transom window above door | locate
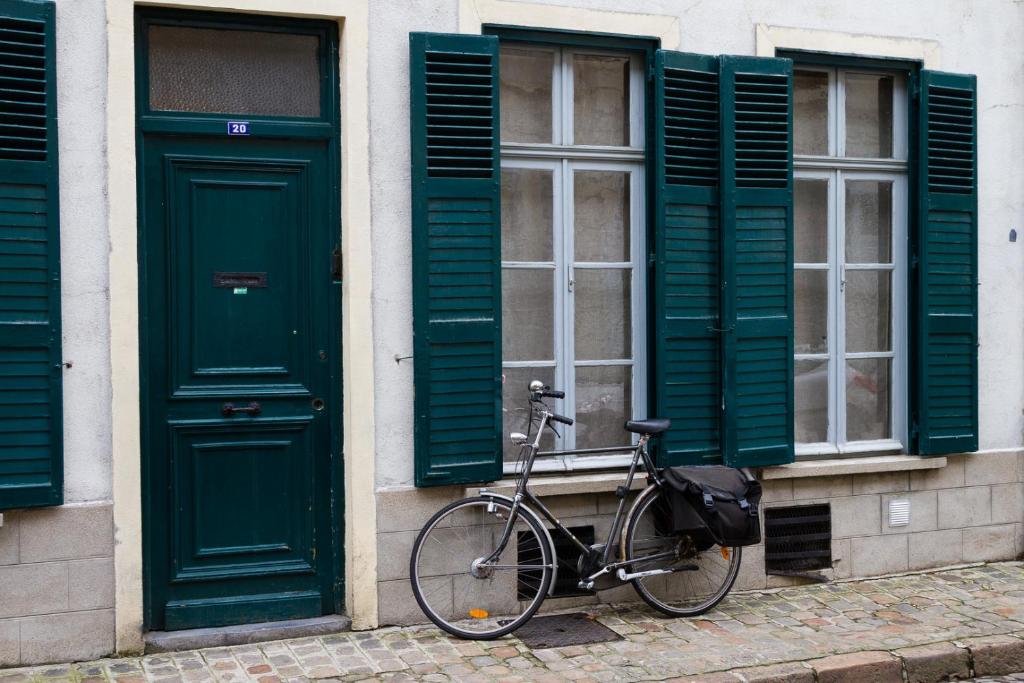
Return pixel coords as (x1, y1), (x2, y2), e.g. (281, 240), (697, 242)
(792, 66), (908, 457)
(498, 45), (646, 470)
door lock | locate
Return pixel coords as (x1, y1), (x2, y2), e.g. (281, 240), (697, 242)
(221, 401), (261, 417)
(311, 398), (325, 411)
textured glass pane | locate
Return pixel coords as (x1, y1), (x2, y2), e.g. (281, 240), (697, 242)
(149, 26), (320, 116)
(502, 366), (555, 459)
(795, 179), (828, 263)
(846, 358), (891, 441)
(502, 268), (553, 361)
(795, 270), (827, 354)
(794, 70), (829, 155)
(573, 54), (629, 146)
(575, 269), (630, 360)
(846, 271), (891, 352)
(575, 365), (631, 449)
(845, 73), (893, 158)
(500, 47), (554, 143)
(795, 359), (828, 443)
(574, 171), (629, 262)
(501, 168), (553, 262)
(845, 180), (892, 263)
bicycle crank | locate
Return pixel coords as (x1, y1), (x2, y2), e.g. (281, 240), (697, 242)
(616, 564), (699, 581)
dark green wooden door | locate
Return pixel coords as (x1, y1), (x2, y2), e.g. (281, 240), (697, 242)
(136, 10), (342, 631)
(141, 135), (340, 630)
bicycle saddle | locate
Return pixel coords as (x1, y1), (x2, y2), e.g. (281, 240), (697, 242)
(624, 418), (671, 435)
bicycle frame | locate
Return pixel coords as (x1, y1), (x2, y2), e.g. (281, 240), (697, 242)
(479, 405), (672, 592)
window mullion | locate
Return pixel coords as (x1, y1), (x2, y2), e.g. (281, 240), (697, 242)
(827, 169), (843, 448)
(561, 157), (575, 453)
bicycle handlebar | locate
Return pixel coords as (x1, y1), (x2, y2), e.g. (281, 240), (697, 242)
(539, 389), (564, 399)
(549, 413), (574, 426)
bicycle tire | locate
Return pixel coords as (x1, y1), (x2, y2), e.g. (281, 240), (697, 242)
(409, 496), (554, 639)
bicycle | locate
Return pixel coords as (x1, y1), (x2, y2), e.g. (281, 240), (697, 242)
(409, 380), (743, 639)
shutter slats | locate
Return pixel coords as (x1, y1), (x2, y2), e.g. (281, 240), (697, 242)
(0, 0), (61, 510)
(411, 33), (502, 487)
(653, 51), (723, 466)
(720, 56), (794, 468)
(915, 70), (977, 455)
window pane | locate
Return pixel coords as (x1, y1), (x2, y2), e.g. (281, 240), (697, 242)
(795, 179), (828, 263)
(845, 180), (892, 263)
(795, 359), (828, 442)
(844, 73), (893, 158)
(573, 54), (629, 146)
(795, 270), (828, 354)
(794, 70), (829, 155)
(575, 365), (631, 449)
(574, 269), (631, 360)
(846, 271), (891, 352)
(149, 26), (320, 117)
(846, 358), (891, 441)
(574, 171), (629, 262)
(502, 269), (553, 361)
(500, 47), (554, 143)
(502, 366), (555, 459)
(502, 168), (553, 262)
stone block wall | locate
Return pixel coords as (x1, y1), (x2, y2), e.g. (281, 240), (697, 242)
(0, 504), (115, 666)
(375, 452), (1024, 626)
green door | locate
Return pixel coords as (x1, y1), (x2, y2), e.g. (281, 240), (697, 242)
(137, 11), (342, 631)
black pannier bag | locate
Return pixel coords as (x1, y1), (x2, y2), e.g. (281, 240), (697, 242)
(661, 466), (762, 547)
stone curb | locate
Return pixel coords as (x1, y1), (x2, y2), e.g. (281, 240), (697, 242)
(723, 631), (1024, 682)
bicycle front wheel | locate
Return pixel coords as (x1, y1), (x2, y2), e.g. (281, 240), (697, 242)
(409, 496), (553, 639)
(623, 486), (741, 617)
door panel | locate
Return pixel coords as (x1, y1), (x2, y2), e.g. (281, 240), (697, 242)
(167, 157), (312, 395)
(142, 135), (339, 630)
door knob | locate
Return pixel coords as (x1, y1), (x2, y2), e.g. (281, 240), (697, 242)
(221, 401), (261, 417)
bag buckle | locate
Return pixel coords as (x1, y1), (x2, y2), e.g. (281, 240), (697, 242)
(702, 493), (714, 509)
(739, 498), (757, 517)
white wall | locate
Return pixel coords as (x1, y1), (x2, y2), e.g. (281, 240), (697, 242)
(369, 0), (1024, 486)
(54, 0), (112, 503)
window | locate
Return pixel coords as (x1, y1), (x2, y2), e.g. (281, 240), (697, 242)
(498, 45), (646, 470)
(793, 67), (908, 457)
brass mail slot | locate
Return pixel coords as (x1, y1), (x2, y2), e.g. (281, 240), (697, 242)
(213, 272), (268, 288)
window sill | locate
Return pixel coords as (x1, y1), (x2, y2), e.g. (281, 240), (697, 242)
(467, 471), (648, 498)
(758, 454), (947, 480)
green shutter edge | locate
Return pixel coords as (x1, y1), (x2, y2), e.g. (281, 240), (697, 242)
(410, 33), (503, 487)
(719, 55), (795, 468)
(912, 70), (978, 455)
(0, 0), (63, 510)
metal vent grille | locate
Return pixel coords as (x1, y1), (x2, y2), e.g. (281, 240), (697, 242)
(764, 504), (831, 573)
(663, 67), (718, 186)
(733, 73), (788, 189)
(424, 50), (494, 179)
(0, 14), (47, 162)
(927, 85), (975, 194)
(518, 525), (594, 599)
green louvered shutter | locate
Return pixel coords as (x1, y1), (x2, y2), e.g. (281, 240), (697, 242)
(410, 33), (502, 487)
(913, 71), (978, 455)
(719, 56), (794, 467)
(652, 50), (723, 466)
(0, 0), (62, 509)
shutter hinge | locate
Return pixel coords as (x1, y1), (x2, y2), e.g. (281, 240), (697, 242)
(910, 253), (919, 270)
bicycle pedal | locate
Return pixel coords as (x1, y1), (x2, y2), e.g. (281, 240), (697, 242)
(577, 580), (595, 591)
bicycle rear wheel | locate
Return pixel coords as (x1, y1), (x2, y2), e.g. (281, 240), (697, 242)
(623, 486), (741, 617)
(409, 496), (553, 639)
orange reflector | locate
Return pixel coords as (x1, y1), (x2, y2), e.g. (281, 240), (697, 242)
(720, 547), (730, 560)
(469, 608), (489, 619)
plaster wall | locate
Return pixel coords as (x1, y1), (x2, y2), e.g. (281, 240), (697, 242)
(54, 0), (112, 504)
(369, 0), (1024, 488)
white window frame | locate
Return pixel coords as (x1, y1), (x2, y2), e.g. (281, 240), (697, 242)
(501, 46), (646, 473)
(794, 65), (909, 458)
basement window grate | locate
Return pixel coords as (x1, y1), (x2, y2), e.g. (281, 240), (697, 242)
(518, 525), (595, 600)
(764, 504), (832, 574)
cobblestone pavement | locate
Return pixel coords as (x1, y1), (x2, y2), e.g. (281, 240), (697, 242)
(3, 562), (1024, 682)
